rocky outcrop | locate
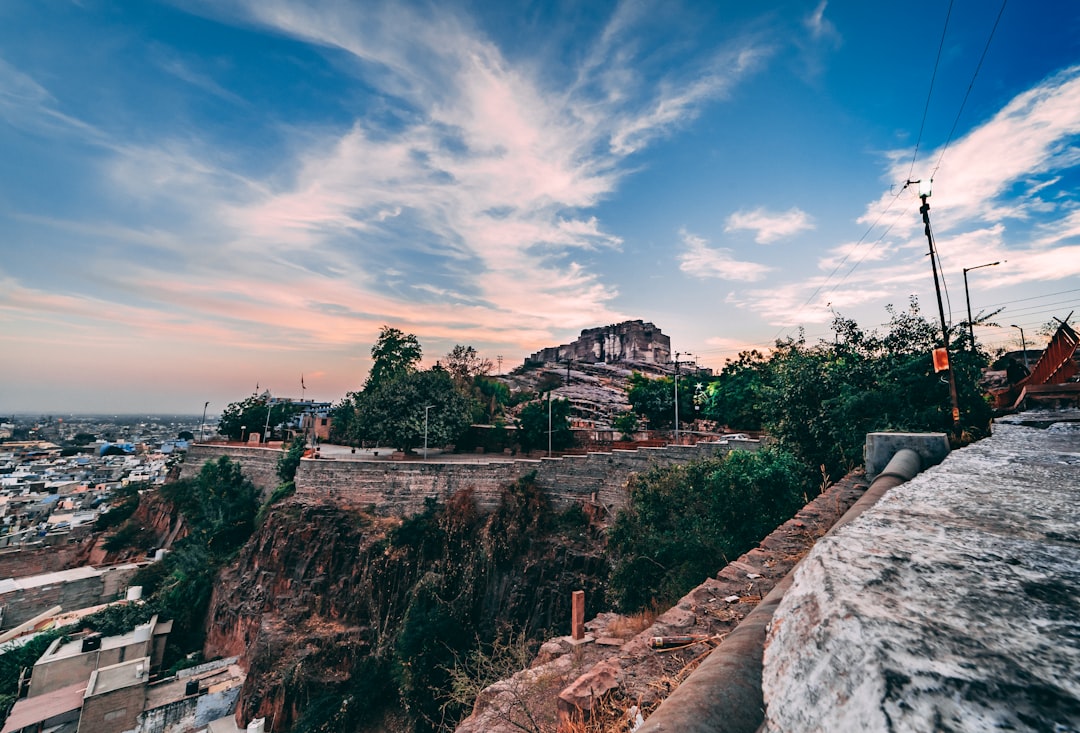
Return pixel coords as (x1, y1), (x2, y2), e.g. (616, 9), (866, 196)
(527, 320), (671, 366)
(204, 482), (610, 732)
(454, 473), (869, 732)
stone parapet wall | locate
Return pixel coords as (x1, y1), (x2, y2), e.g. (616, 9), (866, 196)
(294, 439), (758, 518)
(181, 446), (283, 498)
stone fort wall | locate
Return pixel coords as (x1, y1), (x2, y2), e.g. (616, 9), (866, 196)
(179, 445), (283, 499)
(183, 440), (760, 519)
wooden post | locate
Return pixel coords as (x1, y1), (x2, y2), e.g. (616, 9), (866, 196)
(572, 590), (585, 641)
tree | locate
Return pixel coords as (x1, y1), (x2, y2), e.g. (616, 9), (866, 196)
(353, 368), (473, 452)
(626, 372), (696, 430)
(178, 430), (195, 441)
(607, 449), (814, 611)
(217, 394), (302, 442)
(444, 345), (492, 388)
(612, 411), (639, 440)
(701, 350), (766, 430)
(517, 396), (573, 453)
(366, 326), (422, 389)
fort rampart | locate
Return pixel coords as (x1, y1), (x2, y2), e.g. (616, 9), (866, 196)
(183, 440), (760, 518)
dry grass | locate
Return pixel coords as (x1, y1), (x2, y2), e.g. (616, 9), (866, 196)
(604, 609), (658, 640)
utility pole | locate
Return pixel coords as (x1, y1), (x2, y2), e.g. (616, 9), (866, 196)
(263, 393), (273, 444)
(962, 261), (1001, 351)
(1011, 325), (1029, 370)
(917, 180), (961, 434)
(673, 353), (681, 445)
(547, 391), (552, 457)
(424, 405), (434, 460)
(200, 401), (209, 443)
(497, 355), (503, 375)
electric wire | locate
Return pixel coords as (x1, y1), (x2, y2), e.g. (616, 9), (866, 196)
(768, 188), (910, 346)
(907, 0), (954, 182)
(931, 0), (1009, 179)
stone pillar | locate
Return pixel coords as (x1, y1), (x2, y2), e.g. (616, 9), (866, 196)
(572, 590), (585, 641)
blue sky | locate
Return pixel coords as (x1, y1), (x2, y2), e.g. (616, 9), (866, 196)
(2, 0), (1079, 414)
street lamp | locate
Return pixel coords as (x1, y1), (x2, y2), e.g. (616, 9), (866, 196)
(917, 179), (962, 433)
(240, 425), (247, 444)
(263, 397), (273, 444)
(962, 261), (1001, 351)
(548, 391), (553, 457)
(200, 401), (209, 443)
(1011, 325), (1029, 370)
(423, 405), (434, 460)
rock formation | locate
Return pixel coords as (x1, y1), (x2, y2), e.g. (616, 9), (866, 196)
(526, 320), (671, 366)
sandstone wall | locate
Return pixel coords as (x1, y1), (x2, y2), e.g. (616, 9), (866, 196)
(293, 439), (758, 518)
(180, 446), (282, 498)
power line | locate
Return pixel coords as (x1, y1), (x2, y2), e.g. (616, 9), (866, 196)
(931, 0), (1009, 179)
(907, 0), (955, 182)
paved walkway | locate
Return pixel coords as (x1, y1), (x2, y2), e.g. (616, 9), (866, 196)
(762, 410), (1080, 732)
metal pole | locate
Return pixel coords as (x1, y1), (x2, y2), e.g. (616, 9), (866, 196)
(263, 397), (273, 444)
(919, 193), (961, 433)
(1011, 325), (1029, 370)
(200, 401), (208, 442)
(548, 392), (552, 457)
(424, 405), (433, 459)
(962, 261), (1001, 351)
(673, 353), (680, 445)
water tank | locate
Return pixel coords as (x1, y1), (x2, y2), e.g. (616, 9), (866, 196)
(81, 634), (101, 652)
(247, 718), (266, 733)
(126, 586), (143, 601)
(134, 623), (152, 643)
(153, 549), (168, 562)
(185, 679), (199, 696)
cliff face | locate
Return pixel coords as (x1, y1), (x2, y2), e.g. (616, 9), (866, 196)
(204, 479), (608, 732)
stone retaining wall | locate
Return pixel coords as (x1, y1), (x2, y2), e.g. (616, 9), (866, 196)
(179, 446), (282, 498)
(184, 440), (760, 519)
(293, 440), (759, 517)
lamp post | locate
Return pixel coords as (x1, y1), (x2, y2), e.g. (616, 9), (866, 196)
(240, 425), (247, 444)
(200, 401), (209, 443)
(962, 261), (1001, 351)
(1011, 325), (1029, 370)
(548, 391), (553, 457)
(263, 397), (273, 444)
(423, 405), (434, 460)
(673, 353), (681, 445)
(917, 179), (962, 433)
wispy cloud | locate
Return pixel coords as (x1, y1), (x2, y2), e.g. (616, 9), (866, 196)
(725, 206), (814, 244)
(678, 229), (771, 281)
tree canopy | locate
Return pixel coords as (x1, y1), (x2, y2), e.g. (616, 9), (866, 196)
(217, 394), (302, 442)
(700, 299), (993, 478)
(626, 372), (697, 429)
(351, 368), (474, 452)
(366, 326), (422, 390)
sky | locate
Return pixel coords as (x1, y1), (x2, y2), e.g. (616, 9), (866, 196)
(2, 0), (1079, 415)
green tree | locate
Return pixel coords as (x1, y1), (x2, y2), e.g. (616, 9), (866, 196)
(517, 396), (573, 453)
(701, 350), (766, 430)
(626, 372), (696, 429)
(366, 326), (422, 390)
(607, 449), (814, 611)
(353, 368), (473, 452)
(218, 394), (302, 442)
(444, 345), (492, 388)
(613, 410), (639, 440)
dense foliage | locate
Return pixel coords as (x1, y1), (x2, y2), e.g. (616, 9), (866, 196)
(700, 300), (993, 478)
(606, 448), (815, 611)
(366, 326), (423, 390)
(217, 394), (302, 442)
(287, 476), (602, 733)
(516, 396), (573, 453)
(626, 372), (699, 429)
